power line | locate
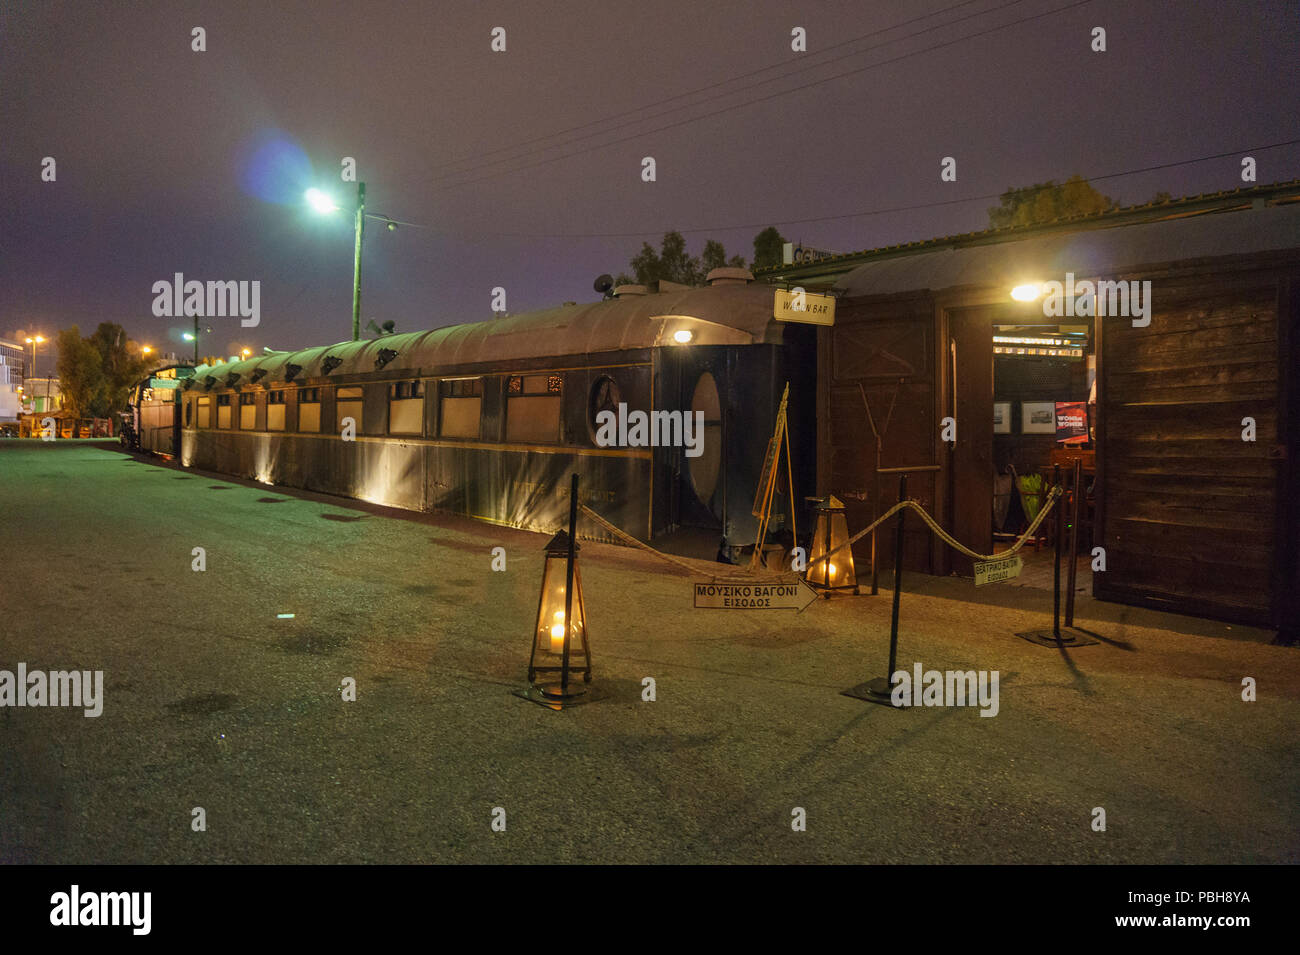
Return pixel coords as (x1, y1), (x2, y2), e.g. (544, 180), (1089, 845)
(418, 0), (1097, 195)
(413, 0), (1017, 183)
(439, 137), (1300, 239)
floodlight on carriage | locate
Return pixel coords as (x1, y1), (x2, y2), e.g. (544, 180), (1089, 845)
(806, 495), (859, 595)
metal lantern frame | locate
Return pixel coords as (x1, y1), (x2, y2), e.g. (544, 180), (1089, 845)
(805, 494), (860, 596)
(526, 534), (593, 687)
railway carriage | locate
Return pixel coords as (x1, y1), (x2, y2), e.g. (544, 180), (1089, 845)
(174, 273), (816, 548)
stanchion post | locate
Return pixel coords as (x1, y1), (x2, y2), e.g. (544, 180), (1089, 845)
(1065, 459), (1081, 627)
(1051, 463), (1062, 640)
(560, 472), (579, 693)
(841, 472), (909, 706)
(871, 438), (882, 596)
(886, 472), (907, 679)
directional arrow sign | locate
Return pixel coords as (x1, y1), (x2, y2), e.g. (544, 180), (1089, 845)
(693, 579), (819, 612)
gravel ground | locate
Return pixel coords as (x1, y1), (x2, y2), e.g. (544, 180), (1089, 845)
(1, 440), (1296, 864)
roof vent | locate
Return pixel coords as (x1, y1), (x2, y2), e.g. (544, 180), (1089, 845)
(375, 348), (398, 369)
(706, 267), (753, 286)
(321, 356), (344, 374)
(225, 372), (241, 388)
(613, 284), (648, 297)
(285, 363), (302, 382)
(249, 369), (268, 384)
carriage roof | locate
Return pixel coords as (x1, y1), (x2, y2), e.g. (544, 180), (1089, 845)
(190, 282), (783, 387)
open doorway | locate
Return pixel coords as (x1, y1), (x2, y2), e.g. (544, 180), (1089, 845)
(989, 317), (1095, 592)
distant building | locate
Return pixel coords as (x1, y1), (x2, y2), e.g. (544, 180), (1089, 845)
(0, 339), (24, 425)
(21, 377), (62, 414)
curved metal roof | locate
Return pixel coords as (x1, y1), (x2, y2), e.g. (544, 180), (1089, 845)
(834, 201), (1300, 299)
(191, 283), (781, 386)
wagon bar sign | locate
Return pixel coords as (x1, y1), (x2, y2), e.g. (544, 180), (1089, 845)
(774, 288), (835, 326)
(694, 580), (819, 611)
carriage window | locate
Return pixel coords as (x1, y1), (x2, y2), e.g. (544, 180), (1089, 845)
(336, 386), (364, 435)
(389, 380), (424, 435)
(506, 373), (562, 445)
(239, 392), (257, 430)
(216, 393), (232, 429)
(298, 386), (321, 433)
(196, 395), (211, 429)
(267, 390), (286, 432)
(438, 378), (481, 439)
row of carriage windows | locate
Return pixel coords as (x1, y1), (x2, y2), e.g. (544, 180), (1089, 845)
(187, 375), (566, 444)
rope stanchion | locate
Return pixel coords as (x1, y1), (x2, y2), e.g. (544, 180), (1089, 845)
(807, 484), (1063, 577)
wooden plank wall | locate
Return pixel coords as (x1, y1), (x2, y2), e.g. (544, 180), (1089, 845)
(824, 295), (938, 575)
(1097, 275), (1281, 625)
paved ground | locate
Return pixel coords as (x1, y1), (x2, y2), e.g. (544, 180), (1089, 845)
(1, 440), (1296, 864)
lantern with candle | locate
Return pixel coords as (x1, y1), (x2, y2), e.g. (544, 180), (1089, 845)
(805, 495), (859, 596)
(527, 529), (592, 690)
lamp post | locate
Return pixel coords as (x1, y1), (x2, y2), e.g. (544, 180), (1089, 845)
(25, 336), (45, 412)
(306, 182), (404, 342)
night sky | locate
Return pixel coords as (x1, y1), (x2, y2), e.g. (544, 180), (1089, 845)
(3, 0), (1297, 358)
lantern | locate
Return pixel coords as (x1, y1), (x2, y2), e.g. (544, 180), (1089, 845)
(527, 529), (592, 693)
(805, 495), (859, 595)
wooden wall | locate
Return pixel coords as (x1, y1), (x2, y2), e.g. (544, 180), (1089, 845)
(1096, 269), (1285, 626)
(819, 294), (938, 576)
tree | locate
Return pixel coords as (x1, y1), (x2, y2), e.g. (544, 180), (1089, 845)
(988, 175), (1116, 229)
(752, 226), (787, 270)
(88, 322), (150, 417)
(615, 231), (750, 288)
(55, 326), (104, 419)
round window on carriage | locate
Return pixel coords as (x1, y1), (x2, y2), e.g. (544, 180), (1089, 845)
(689, 372), (723, 505)
(588, 375), (622, 442)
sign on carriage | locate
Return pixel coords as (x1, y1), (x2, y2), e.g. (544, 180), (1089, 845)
(774, 289), (835, 325)
(693, 580), (818, 612)
(973, 554), (1023, 586)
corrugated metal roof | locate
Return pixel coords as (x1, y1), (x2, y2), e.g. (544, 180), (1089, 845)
(758, 179), (1300, 285)
(834, 200), (1300, 298)
(191, 283), (781, 386)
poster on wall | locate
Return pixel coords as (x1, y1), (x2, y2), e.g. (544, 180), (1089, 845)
(1021, 401), (1056, 434)
(1055, 400), (1088, 444)
(993, 402), (1011, 434)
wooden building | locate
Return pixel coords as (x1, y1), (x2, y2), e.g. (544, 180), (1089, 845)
(762, 184), (1300, 638)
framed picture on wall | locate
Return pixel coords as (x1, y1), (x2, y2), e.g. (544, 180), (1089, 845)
(1021, 401), (1056, 434)
(993, 401), (1011, 434)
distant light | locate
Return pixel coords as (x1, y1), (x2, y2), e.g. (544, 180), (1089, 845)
(142, 346), (153, 355)
(673, 329), (694, 344)
(277, 613), (295, 619)
(183, 333), (195, 341)
(1010, 284), (1042, 302)
(305, 188), (339, 214)
(241, 348), (251, 357)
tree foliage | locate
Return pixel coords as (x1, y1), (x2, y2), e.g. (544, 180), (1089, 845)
(751, 226), (788, 270)
(615, 230), (751, 288)
(55, 323), (152, 417)
(988, 175), (1116, 229)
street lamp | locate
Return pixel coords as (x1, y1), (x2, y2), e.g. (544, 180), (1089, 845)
(305, 181), (403, 342)
(24, 335), (45, 377)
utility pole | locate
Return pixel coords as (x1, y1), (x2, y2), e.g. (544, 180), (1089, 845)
(352, 181), (366, 342)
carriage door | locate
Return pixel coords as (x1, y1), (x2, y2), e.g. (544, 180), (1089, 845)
(947, 306), (995, 576)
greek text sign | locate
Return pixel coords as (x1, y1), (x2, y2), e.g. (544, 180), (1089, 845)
(973, 555), (1022, 586)
(693, 580), (818, 612)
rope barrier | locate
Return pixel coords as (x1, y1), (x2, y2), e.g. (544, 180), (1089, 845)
(580, 484), (1062, 581)
(806, 485), (1063, 572)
